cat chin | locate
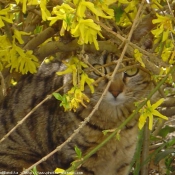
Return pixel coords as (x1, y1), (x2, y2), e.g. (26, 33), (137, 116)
(104, 92), (126, 106)
(105, 99), (124, 106)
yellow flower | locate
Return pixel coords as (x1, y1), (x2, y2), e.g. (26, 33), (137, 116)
(40, 0), (51, 21)
(138, 99), (168, 130)
(152, 14), (173, 31)
(6, 44), (39, 74)
(14, 29), (31, 44)
(96, 0), (116, 17)
(151, 0), (163, 9)
(151, 13), (174, 42)
(134, 49), (145, 67)
(151, 25), (169, 42)
(57, 62), (77, 85)
(68, 87), (90, 111)
(77, 1), (114, 19)
(0, 7), (13, 27)
(55, 57), (94, 111)
(71, 19), (103, 50)
(80, 73), (95, 93)
(48, 4), (75, 35)
(55, 168), (74, 175)
(57, 56), (88, 86)
(55, 168), (64, 174)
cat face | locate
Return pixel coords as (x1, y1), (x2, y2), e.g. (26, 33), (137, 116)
(83, 52), (152, 107)
(104, 70), (151, 106)
(62, 52), (152, 109)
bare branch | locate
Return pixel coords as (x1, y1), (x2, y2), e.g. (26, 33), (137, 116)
(159, 107), (175, 117)
(161, 97), (175, 107)
(23, 27), (57, 50)
(0, 83), (68, 144)
(141, 122), (150, 175)
(0, 72), (6, 97)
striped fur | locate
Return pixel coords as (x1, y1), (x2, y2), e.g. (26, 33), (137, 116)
(0, 53), (152, 175)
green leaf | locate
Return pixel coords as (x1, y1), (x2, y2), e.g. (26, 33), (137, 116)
(53, 93), (70, 111)
(53, 93), (63, 101)
(113, 6), (124, 23)
(158, 125), (175, 138)
(75, 146), (82, 159)
(34, 25), (43, 34)
(154, 149), (175, 164)
(102, 130), (108, 135)
(62, 95), (68, 104)
(31, 166), (38, 175)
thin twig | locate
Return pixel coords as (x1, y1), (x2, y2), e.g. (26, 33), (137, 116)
(0, 72), (7, 97)
(93, 14), (167, 69)
(152, 119), (166, 137)
(0, 84), (68, 144)
(132, 129), (144, 175)
(93, 64), (140, 84)
(141, 121), (150, 175)
(0, 95), (51, 143)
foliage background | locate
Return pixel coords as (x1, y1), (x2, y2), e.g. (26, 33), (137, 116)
(0, 0), (175, 174)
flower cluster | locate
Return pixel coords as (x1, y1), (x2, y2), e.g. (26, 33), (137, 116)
(48, 0), (115, 50)
(53, 56), (95, 112)
(138, 99), (168, 130)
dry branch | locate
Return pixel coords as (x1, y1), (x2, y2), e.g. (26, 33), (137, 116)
(23, 27), (57, 50)
(161, 97), (175, 107)
(160, 107), (175, 117)
(0, 83), (70, 144)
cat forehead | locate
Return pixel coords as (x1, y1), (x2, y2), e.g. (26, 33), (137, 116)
(87, 53), (105, 65)
(87, 52), (117, 65)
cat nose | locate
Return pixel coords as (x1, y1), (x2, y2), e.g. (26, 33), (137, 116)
(109, 90), (122, 98)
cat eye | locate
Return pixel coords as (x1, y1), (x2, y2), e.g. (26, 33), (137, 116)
(124, 67), (139, 77)
(93, 64), (106, 76)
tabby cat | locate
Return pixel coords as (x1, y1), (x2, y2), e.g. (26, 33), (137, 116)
(0, 52), (152, 175)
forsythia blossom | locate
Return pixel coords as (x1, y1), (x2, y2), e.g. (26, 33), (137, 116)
(55, 168), (74, 175)
(151, 13), (174, 42)
(138, 99), (168, 130)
